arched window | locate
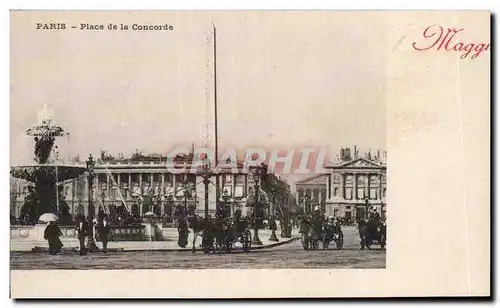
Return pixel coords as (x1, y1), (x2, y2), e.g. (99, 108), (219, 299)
(131, 204), (140, 217)
(154, 203), (162, 216)
(77, 204), (84, 215)
(88, 204), (96, 217)
(334, 188), (338, 196)
(164, 203), (173, 217)
(142, 203), (150, 215)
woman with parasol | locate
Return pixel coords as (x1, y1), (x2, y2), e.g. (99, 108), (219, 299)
(41, 213), (63, 255)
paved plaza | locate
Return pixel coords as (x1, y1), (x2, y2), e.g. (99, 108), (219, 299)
(10, 227), (386, 269)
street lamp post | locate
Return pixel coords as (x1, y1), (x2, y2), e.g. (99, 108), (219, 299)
(182, 174), (188, 216)
(252, 168), (263, 246)
(268, 189), (279, 242)
(85, 154), (98, 252)
(199, 158), (212, 218)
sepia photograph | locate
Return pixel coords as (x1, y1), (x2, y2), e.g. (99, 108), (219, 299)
(9, 10), (489, 298)
(10, 11), (387, 271)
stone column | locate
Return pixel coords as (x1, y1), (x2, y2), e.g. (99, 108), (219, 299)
(71, 179), (76, 215)
(379, 173), (383, 200)
(354, 173), (358, 200)
(232, 174), (237, 197)
(328, 174), (332, 199)
(128, 173), (132, 201)
(341, 173), (345, 200)
(244, 174), (248, 196)
(172, 174), (177, 200)
(318, 189), (322, 204)
(366, 174), (370, 199)
(161, 173), (165, 194)
(139, 173), (143, 194)
(106, 173), (110, 199)
(139, 173), (143, 215)
(117, 173), (121, 190)
(94, 174), (99, 202)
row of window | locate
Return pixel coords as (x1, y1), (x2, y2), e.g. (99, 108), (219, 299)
(332, 187), (386, 199)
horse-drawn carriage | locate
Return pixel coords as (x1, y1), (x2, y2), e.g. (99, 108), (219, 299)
(213, 218), (252, 253)
(300, 217), (344, 251)
(358, 219), (386, 250)
(188, 215), (253, 254)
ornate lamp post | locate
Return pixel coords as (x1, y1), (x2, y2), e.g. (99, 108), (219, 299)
(268, 188), (279, 242)
(182, 174), (189, 217)
(199, 157), (212, 218)
(85, 154), (98, 251)
(252, 168), (263, 246)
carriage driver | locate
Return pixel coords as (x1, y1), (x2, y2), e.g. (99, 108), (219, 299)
(369, 206), (381, 222)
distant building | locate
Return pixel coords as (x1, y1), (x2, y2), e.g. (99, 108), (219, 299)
(295, 174), (328, 213)
(324, 147), (387, 220)
(294, 146), (387, 220)
(10, 151), (289, 220)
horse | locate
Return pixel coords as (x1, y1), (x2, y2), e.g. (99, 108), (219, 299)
(322, 220), (344, 250)
(299, 218), (321, 251)
(187, 215), (215, 254)
(358, 219), (386, 250)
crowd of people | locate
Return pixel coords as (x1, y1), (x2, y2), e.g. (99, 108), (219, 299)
(37, 203), (385, 255)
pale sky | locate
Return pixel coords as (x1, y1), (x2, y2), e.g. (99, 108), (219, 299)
(10, 11), (387, 168)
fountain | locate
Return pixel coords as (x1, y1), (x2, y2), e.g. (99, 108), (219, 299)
(10, 105), (87, 224)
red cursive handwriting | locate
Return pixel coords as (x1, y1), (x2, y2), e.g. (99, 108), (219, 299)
(412, 25), (490, 59)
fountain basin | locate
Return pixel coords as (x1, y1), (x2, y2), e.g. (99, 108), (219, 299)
(10, 223), (168, 243)
(10, 165), (87, 183)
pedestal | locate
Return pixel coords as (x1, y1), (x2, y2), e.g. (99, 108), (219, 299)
(268, 230), (279, 242)
(34, 224), (47, 242)
(143, 222), (154, 241)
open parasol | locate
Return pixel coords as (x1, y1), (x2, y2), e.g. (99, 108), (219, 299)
(38, 213), (59, 223)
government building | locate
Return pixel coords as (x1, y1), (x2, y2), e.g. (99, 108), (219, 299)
(10, 151), (289, 221)
(296, 146), (387, 220)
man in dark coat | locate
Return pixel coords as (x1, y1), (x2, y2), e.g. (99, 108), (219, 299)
(177, 215), (189, 248)
(75, 215), (89, 255)
(98, 215), (111, 253)
(97, 206), (106, 224)
(44, 221), (63, 255)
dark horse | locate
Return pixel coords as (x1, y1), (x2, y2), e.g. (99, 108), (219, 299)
(358, 219), (386, 250)
(187, 215), (216, 254)
(299, 217), (321, 251)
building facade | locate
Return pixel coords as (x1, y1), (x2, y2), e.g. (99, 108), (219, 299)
(10, 154), (289, 220)
(295, 174), (328, 213)
(324, 154), (387, 220)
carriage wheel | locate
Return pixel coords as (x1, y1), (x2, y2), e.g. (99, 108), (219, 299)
(242, 230), (252, 253)
(202, 236), (211, 254)
(336, 232), (344, 250)
(301, 234), (309, 251)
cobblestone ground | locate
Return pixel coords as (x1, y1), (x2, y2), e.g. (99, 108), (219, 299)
(10, 227), (386, 269)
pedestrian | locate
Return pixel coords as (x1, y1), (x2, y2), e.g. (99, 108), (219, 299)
(75, 214), (89, 255)
(98, 215), (111, 253)
(44, 221), (63, 255)
(177, 215), (189, 248)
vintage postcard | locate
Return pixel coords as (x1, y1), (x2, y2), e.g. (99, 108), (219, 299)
(9, 10), (490, 298)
